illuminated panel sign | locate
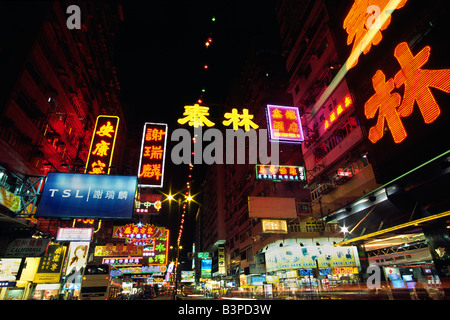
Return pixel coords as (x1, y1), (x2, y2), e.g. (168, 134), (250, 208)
(135, 193), (162, 214)
(85, 115), (119, 175)
(137, 123), (168, 188)
(256, 164), (306, 182)
(266, 105), (304, 144)
(56, 228), (93, 241)
(323, 94), (353, 131)
(36, 173), (137, 219)
(261, 219), (288, 234)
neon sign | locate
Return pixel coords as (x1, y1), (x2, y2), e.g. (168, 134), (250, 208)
(324, 94), (353, 131)
(178, 104), (215, 128)
(85, 115), (119, 174)
(256, 164), (306, 182)
(365, 42), (450, 144)
(137, 123), (168, 188)
(266, 105), (304, 144)
(135, 193), (162, 214)
(222, 108), (259, 131)
(343, 0), (408, 70)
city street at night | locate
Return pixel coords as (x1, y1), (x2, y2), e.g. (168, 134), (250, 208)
(0, 0), (450, 315)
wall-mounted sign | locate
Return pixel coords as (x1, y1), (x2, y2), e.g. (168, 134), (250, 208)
(5, 238), (49, 258)
(137, 123), (168, 188)
(36, 173), (137, 219)
(56, 228), (93, 242)
(256, 164), (306, 182)
(266, 105), (304, 144)
(85, 115), (119, 175)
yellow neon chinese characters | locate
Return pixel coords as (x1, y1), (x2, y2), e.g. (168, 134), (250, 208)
(222, 108), (259, 131)
(96, 121), (115, 138)
(178, 104), (215, 128)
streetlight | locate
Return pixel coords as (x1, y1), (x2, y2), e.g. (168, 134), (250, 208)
(163, 191), (194, 297)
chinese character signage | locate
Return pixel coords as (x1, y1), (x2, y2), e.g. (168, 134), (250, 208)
(337, 0), (450, 184)
(323, 94), (353, 131)
(343, 0), (408, 70)
(85, 115), (119, 175)
(137, 123), (168, 188)
(36, 173), (137, 219)
(135, 193), (162, 214)
(5, 238), (49, 258)
(34, 245), (67, 283)
(365, 42), (450, 144)
(112, 223), (166, 246)
(261, 219), (288, 234)
(94, 243), (143, 257)
(256, 164), (306, 182)
(266, 105), (304, 143)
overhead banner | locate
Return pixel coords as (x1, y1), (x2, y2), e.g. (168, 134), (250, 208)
(36, 173), (137, 219)
(85, 115), (119, 175)
(137, 123), (168, 188)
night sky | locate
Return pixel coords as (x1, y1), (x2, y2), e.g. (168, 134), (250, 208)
(113, 0), (280, 253)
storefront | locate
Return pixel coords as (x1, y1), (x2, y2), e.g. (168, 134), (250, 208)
(259, 244), (361, 296)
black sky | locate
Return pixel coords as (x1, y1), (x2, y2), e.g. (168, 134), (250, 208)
(113, 0), (280, 252)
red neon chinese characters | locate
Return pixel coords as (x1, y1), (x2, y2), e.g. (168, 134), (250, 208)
(394, 42), (450, 123)
(343, 0), (408, 69)
(138, 123), (167, 187)
(365, 42), (450, 144)
(365, 70), (405, 143)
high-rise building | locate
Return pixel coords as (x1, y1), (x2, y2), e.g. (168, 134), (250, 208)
(275, 0), (380, 220)
(0, 0), (126, 238)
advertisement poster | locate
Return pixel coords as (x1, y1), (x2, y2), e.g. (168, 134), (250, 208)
(265, 245), (357, 272)
(65, 242), (90, 285)
(34, 245), (67, 283)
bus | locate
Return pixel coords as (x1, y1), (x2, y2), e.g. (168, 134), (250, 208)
(79, 264), (122, 300)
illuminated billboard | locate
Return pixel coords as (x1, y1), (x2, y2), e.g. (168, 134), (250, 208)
(85, 115), (119, 175)
(137, 123), (168, 188)
(36, 173), (137, 219)
(266, 105), (304, 144)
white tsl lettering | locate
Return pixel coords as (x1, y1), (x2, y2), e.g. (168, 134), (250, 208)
(49, 189), (84, 198)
